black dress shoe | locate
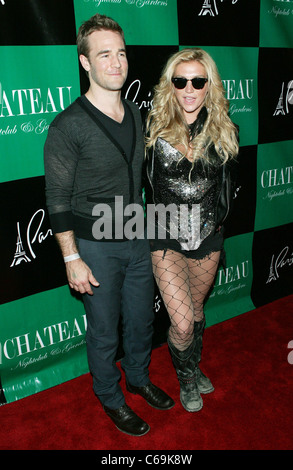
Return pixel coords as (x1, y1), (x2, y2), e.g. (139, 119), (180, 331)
(126, 382), (175, 410)
(103, 403), (150, 436)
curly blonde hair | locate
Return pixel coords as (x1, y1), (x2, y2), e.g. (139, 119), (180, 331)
(145, 48), (239, 164)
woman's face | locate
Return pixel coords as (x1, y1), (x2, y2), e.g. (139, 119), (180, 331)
(172, 60), (209, 124)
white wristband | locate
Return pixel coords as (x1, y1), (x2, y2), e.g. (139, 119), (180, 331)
(64, 253), (80, 263)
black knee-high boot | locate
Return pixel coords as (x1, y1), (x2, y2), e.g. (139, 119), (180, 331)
(193, 319), (214, 394)
(167, 338), (203, 412)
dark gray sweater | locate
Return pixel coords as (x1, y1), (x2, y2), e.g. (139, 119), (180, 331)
(44, 97), (145, 241)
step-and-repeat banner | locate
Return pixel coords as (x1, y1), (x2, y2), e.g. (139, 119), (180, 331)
(0, 0), (292, 404)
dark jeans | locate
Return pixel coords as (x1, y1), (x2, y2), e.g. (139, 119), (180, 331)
(77, 236), (155, 409)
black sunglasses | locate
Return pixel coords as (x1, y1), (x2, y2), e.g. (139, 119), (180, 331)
(172, 77), (208, 90)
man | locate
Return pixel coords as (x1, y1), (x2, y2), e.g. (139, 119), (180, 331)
(44, 13), (174, 436)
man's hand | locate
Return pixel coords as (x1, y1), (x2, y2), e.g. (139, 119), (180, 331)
(66, 258), (99, 295)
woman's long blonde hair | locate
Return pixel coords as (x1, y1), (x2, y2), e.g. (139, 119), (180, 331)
(145, 48), (239, 164)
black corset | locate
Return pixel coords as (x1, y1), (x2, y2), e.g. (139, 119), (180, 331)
(151, 138), (223, 250)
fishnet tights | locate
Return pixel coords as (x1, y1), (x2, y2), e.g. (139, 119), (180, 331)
(151, 249), (221, 351)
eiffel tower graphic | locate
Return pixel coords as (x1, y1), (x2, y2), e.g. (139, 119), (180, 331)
(266, 255), (277, 284)
(10, 222), (31, 267)
(199, 0), (219, 16)
(273, 82), (286, 116)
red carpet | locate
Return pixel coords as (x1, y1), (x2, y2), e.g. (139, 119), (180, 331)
(1, 295), (293, 451)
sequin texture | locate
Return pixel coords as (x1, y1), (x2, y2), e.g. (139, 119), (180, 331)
(151, 138), (223, 250)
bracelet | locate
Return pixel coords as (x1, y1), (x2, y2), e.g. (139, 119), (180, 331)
(64, 253), (80, 263)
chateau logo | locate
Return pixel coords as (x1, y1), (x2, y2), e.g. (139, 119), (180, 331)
(0, 314), (87, 366)
(210, 259), (250, 297)
(261, 165), (293, 201)
(0, 85), (72, 118)
(273, 80), (293, 116)
(198, 0), (238, 17)
(261, 166), (293, 188)
(0, 85), (72, 137)
(222, 78), (254, 116)
(269, 0), (293, 17)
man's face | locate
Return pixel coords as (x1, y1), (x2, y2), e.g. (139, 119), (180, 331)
(80, 29), (128, 92)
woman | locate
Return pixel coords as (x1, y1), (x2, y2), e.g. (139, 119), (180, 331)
(145, 48), (239, 412)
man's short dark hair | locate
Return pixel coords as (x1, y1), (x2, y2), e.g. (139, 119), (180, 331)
(77, 13), (125, 58)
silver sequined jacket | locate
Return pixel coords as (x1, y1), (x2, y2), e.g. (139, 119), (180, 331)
(146, 107), (233, 251)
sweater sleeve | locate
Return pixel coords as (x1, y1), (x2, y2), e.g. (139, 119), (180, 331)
(44, 124), (79, 233)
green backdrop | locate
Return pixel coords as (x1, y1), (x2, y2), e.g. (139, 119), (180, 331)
(0, 0), (292, 404)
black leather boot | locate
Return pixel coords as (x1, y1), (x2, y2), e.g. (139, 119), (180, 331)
(168, 339), (203, 412)
(193, 319), (214, 394)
